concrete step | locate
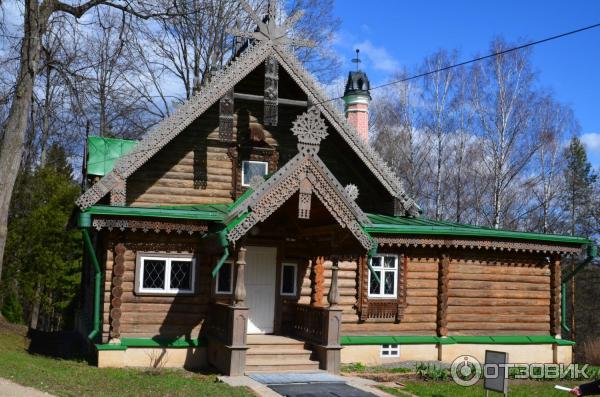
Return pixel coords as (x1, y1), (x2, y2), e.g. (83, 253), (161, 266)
(247, 347), (309, 355)
(246, 335), (306, 346)
(245, 363), (321, 373)
(246, 353), (314, 365)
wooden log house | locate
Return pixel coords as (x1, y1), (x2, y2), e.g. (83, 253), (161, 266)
(75, 2), (592, 375)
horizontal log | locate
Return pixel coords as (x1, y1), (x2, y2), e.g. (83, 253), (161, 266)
(407, 297), (437, 306)
(447, 314), (549, 323)
(406, 272), (438, 280)
(120, 295), (209, 304)
(407, 279), (438, 289)
(130, 195), (232, 205)
(448, 280), (550, 291)
(405, 305), (437, 315)
(407, 263), (439, 272)
(448, 289), (549, 299)
(120, 313), (204, 325)
(401, 314), (437, 323)
(120, 324), (203, 335)
(450, 264), (549, 276)
(406, 289), (438, 297)
(447, 305), (549, 315)
(120, 303), (207, 313)
(447, 322), (549, 331)
(448, 272), (550, 284)
(129, 186), (231, 198)
(448, 297), (549, 306)
(342, 322), (437, 332)
(135, 171), (231, 183)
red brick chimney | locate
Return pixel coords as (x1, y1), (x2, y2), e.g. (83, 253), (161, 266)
(343, 50), (371, 143)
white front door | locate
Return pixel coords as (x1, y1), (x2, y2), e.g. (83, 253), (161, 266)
(245, 246), (277, 334)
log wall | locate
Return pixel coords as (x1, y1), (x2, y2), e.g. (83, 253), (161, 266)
(101, 232), (212, 342)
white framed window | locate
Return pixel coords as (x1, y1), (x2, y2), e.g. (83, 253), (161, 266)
(381, 344), (399, 357)
(215, 261), (233, 294)
(242, 160), (268, 186)
(280, 262), (297, 296)
(368, 255), (398, 298)
(137, 255), (195, 294)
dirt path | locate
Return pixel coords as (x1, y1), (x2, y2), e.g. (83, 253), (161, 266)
(0, 378), (55, 397)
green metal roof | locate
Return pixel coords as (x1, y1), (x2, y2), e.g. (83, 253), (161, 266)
(340, 335), (575, 345)
(365, 213), (590, 245)
(87, 136), (137, 176)
(83, 204), (227, 222)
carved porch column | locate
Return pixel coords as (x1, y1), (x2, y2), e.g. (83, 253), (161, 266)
(207, 246), (249, 376)
(311, 256), (325, 307)
(315, 258), (343, 374)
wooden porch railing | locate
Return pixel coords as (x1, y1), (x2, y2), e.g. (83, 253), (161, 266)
(207, 302), (232, 344)
(282, 302), (325, 344)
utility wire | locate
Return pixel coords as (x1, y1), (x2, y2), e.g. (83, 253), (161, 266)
(318, 21), (600, 104)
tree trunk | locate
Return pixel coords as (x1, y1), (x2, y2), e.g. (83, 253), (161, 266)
(0, 1), (44, 281)
(29, 281), (41, 330)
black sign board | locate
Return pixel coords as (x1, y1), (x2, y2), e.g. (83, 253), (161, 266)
(484, 350), (508, 396)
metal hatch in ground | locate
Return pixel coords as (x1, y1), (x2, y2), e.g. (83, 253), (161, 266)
(247, 373), (378, 397)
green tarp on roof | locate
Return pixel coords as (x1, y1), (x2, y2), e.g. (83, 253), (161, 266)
(87, 136), (137, 176)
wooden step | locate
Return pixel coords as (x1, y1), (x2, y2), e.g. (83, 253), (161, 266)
(246, 353), (314, 365)
(246, 335), (306, 346)
(247, 347), (310, 355)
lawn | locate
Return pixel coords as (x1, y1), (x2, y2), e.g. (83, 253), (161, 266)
(381, 379), (583, 397)
(0, 320), (254, 397)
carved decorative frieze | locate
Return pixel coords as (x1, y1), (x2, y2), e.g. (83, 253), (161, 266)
(92, 218), (208, 235)
(264, 56), (279, 126)
(219, 88), (235, 141)
(298, 177), (312, 219)
(375, 236), (583, 255)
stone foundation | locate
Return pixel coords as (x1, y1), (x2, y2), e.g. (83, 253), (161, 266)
(97, 347), (207, 369)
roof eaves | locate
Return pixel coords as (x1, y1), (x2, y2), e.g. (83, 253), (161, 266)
(84, 205), (226, 222)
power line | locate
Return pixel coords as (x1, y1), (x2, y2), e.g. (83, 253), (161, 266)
(318, 21), (600, 104)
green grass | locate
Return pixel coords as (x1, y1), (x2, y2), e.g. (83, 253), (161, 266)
(381, 380), (582, 397)
(0, 323), (254, 397)
(341, 362), (412, 373)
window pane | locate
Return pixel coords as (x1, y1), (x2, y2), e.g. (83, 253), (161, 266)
(217, 262), (232, 293)
(369, 270), (381, 295)
(384, 256), (396, 268)
(370, 256), (382, 268)
(243, 161), (267, 185)
(384, 271), (395, 295)
(282, 264), (296, 294)
(170, 261), (192, 290)
(143, 260), (166, 289)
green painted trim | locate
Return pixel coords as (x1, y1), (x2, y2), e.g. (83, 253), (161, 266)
(120, 337), (205, 348)
(340, 335), (575, 346)
(82, 229), (101, 341)
(95, 344), (127, 351)
(83, 205), (225, 222)
(365, 213), (591, 245)
(225, 211), (251, 231)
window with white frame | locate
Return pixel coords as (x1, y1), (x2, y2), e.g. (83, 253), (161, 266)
(368, 255), (398, 298)
(215, 261), (233, 294)
(381, 344), (399, 357)
(280, 262), (297, 296)
(242, 160), (268, 186)
(137, 255), (195, 294)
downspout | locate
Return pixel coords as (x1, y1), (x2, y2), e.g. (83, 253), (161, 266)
(561, 244), (597, 334)
(79, 212), (101, 341)
(211, 229), (230, 278)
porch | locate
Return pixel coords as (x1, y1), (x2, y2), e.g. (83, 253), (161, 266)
(205, 246), (345, 376)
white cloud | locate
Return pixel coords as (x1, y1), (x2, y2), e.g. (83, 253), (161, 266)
(353, 40), (400, 73)
(581, 132), (600, 153)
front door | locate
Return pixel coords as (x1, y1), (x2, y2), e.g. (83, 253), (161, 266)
(245, 246), (277, 334)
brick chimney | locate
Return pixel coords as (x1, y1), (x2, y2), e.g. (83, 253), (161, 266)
(343, 50), (371, 143)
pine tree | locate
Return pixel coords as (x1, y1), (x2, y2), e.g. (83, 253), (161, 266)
(562, 137), (597, 237)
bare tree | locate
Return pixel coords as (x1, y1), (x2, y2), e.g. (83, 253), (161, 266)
(470, 38), (538, 228)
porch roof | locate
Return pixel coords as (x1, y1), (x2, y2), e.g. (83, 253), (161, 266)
(365, 213), (591, 245)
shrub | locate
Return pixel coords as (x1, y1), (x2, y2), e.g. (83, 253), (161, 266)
(415, 362), (448, 381)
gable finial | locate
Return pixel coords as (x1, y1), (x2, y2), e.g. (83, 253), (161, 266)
(227, 0), (315, 48)
(352, 49), (361, 71)
(291, 108), (328, 155)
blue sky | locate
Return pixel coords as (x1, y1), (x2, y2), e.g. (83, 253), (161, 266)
(332, 0), (600, 167)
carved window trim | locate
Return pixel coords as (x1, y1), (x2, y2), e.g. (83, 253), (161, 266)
(357, 253), (407, 323)
(134, 252), (196, 296)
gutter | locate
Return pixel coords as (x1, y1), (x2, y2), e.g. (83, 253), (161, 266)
(211, 229), (230, 278)
(79, 212), (102, 341)
(561, 244), (597, 334)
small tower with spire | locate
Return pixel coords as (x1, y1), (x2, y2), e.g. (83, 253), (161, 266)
(343, 49), (371, 143)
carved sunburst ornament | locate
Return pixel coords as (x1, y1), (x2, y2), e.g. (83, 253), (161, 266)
(291, 109), (329, 146)
(344, 184), (359, 201)
(228, 0), (315, 48)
